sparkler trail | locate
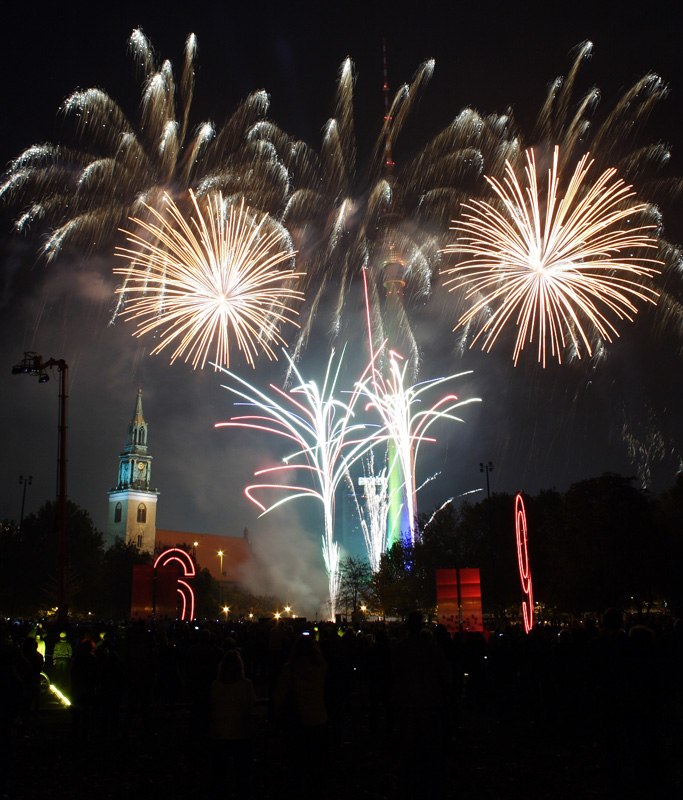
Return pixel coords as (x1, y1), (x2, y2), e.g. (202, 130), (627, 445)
(442, 147), (661, 366)
(216, 349), (382, 619)
(533, 41), (675, 196)
(114, 192), (302, 369)
(423, 498), (455, 532)
(621, 409), (670, 490)
(356, 352), (481, 547)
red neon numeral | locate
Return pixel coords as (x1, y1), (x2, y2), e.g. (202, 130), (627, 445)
(154, 547), (196, 620)
(515, 494), (533, 633)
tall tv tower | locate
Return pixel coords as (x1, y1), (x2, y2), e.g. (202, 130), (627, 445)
(374, 40), (417, 550)
(377, 40), (408, 351)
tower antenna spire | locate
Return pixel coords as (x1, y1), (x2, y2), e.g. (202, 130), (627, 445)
(382, 37), (395, 177)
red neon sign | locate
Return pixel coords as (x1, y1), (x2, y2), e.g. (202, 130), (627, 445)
(154, 548), (196, 621)
(154, 547), (196, 576)
(177, 579), (196, 621)
(515, 493), (533, 633)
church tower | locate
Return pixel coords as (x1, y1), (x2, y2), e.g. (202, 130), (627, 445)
(107, 388), (159, 553)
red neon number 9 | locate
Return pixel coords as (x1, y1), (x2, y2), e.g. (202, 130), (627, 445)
(515, 494), (533, 633)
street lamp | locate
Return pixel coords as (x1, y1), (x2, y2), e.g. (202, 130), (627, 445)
(12, 352), (69, 622)
(479, 461), (493, 498)
(217, 550), (224, 605)
(480, 461), (495, 574)
(480, 462), (494, 524)
(18, 475), (32, 535)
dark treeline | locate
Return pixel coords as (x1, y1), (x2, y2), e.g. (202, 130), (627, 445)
(368, 472), (683, 620)
(2, 471), (683, 622)
(0, 500), (269, 619)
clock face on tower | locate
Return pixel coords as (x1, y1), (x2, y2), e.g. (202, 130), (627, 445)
(138, 462), (145, 471)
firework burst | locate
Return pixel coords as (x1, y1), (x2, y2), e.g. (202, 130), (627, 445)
(443, 146), (662, 366)
(284, 56), (515, 368)
(520, 41), (683, 346)
(114, 191), (302, 369)
(216, 349), (381, 619)
(357, 351), (480, 546)
(0, 29), (299, 317)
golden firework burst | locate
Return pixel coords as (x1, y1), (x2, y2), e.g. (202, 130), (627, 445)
(114, 191), (303, 369)
(442, 146), (662, 366)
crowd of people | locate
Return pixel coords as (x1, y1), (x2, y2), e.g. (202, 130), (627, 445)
(1, 610), (681, 797)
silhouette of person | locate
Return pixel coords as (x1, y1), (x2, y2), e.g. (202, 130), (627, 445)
(210, 650), (256, 795)
(392, 612), (452, 797)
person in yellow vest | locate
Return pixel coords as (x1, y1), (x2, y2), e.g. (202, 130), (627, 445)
(52, 632), (72, 690)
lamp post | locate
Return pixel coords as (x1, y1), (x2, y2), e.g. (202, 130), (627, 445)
(217, 550), (224, 605)
(12, 352), (69, 622)
(480, 461), (493, 498)
(480, 461), (495, 596)
(480, 461), (493, 534)
(18, 475), (32, 535)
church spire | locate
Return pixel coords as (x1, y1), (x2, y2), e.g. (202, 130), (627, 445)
(116, 388), (153, 489)
(132, 386), (145, 425)
(125, 387), (148, 454)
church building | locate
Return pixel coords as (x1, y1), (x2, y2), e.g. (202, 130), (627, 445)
(107, 390), (252, 583)
(107, 388), (158, 552)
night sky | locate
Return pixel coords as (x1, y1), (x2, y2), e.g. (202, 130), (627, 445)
(2, 1), (682, 614)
